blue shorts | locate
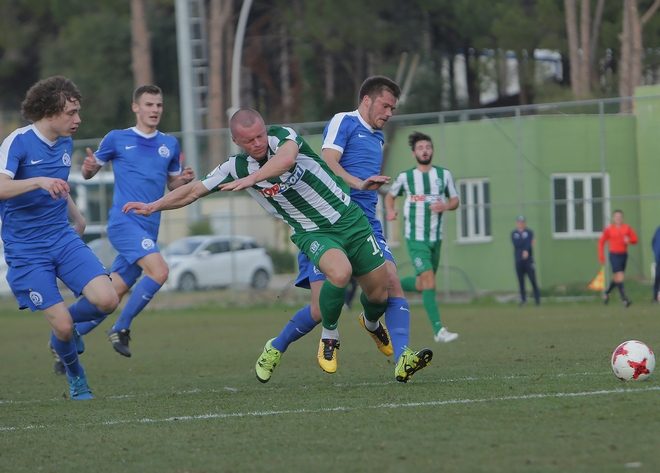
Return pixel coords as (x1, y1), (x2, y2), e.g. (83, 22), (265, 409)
(108, 221), (161, 288)
(7, 237), (108, 311)
(609, 252), (628, 273)
(294, 216), (395, 289)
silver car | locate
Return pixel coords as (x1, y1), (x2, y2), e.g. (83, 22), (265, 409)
(162, 235), (274, 291)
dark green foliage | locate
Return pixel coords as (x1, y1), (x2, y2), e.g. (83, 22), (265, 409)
(39, 12), (133, 139)
(0, 0), (658, 135)
(188, 218), (213, 236)
(266, 247), (296, 274)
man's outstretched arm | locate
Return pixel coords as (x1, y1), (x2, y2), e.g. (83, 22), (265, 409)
(123, 180), (210, 216)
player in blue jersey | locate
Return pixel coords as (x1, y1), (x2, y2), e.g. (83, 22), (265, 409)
(254, 76), (433, 383)
(66, 85), (194, 358)
(123, 108), (430, 384)
(0, 76), (119, 400)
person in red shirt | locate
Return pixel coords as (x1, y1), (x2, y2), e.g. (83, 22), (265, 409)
(598, 209), (638, 307)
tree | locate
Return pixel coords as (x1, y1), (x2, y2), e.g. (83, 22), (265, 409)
(619, 0), (660, 112)
(131, 0), (153, 87)
(492, 0), (564, 105)
(207, 0), (233, 131)
(564, 0), (606, 98)
(207, 0), (234, 166)
(40, 11), (133, 139)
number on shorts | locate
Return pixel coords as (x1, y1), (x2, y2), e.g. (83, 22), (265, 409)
(367, 234), (382, 256)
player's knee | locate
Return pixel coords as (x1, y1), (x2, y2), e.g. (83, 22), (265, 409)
(419, 278), (435, 291)
(157, 267), (170, 284)
(325, 267), (352, 288)
(52, 319), (74, 341)
(92, 291), (120, 314)
(147, 266), (169, 285)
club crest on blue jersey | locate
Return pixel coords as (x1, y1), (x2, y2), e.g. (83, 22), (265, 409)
(158, 145), (170, 158)
(29, 291), (44, 306)
(141, 238), (155, 250)
(62, 152), (71, 166)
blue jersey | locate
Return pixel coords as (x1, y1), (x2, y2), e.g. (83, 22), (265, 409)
(94, 127), (181, 235)
(652, 226), (660, 260)
(0, 125), (77, 257)
(322, 111), (385, 221)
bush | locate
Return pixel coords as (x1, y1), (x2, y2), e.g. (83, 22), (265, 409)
(188, 219), (213, 236)
(267, 248), (296, 274)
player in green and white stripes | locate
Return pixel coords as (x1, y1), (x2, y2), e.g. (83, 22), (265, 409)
(122, 108), (398, 372)
(385, 131), (460, 343)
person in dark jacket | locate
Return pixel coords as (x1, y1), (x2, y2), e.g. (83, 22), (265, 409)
(652, 225), (660, 302)
(511, 215), (540, 306)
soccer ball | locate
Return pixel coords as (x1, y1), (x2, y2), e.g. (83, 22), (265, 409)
(611, 340), (655, 381)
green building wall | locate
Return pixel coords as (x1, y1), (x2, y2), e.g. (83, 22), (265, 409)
(301, 89), (658, 294)
(382, 111), (643, 293)
(634, 86), (660, 282)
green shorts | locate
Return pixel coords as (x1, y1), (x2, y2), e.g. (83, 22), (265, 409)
(406, 239), (442, 275)
(292, 204), (385, 277)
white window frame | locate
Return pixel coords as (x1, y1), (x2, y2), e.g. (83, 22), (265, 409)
(456, 178), (492, 243)
(69, 170), (115, 238)
(551, 172), (610, 239)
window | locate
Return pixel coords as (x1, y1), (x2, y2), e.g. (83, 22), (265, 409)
(456, 179), (491, 242)
(69, 170), (114, 240)
(205, 241), (229, 254)
(552, 173), (609, 237)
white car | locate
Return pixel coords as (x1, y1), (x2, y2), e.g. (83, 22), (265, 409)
(162, 235), (274, 291)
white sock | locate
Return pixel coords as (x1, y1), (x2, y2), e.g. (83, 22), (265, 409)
(362, 316), (379, 332)
(321, 327), (339, 340)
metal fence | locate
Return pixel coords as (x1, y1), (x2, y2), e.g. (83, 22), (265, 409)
(63, 94), (659, 298)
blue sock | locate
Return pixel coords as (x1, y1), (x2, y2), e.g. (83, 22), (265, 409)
(384, 297), (410, 361)
(113, 276), (162, 332)
(50, 332), (82, 378)
(69, 297), (112, 336)
(76, 314), (110, 336)
(272, 305), (319, 352)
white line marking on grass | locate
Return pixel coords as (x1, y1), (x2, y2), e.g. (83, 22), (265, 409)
(0, 372), (612, 406)
(0, 386), (241, 405)
(331, 371), (611, 388)
(1, 385), (658, 433)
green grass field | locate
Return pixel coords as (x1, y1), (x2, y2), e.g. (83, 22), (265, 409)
(0, 291), (658, 473)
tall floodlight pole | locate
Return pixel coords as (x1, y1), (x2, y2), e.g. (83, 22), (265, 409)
(175, 0), (201, 222)
(227, 0), (253, 153)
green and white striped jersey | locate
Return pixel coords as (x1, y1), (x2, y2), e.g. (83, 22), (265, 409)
(388, 165), (458, 242)
(201, 125), (352, 234)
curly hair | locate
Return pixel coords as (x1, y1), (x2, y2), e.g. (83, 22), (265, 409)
(408, 131), (432, 150)
(21, 76), (81, 123)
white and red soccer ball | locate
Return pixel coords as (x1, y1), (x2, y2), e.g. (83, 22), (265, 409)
(611, 340), (655, 381)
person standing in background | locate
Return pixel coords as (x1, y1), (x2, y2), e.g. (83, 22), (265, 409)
(650, 225), (660, 302)
(511, 215), (541, 306)
(598, 209), (638, 307)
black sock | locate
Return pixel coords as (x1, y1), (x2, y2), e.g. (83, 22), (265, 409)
(606, 281), (616, 294)
(617, 282), (628, 300)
